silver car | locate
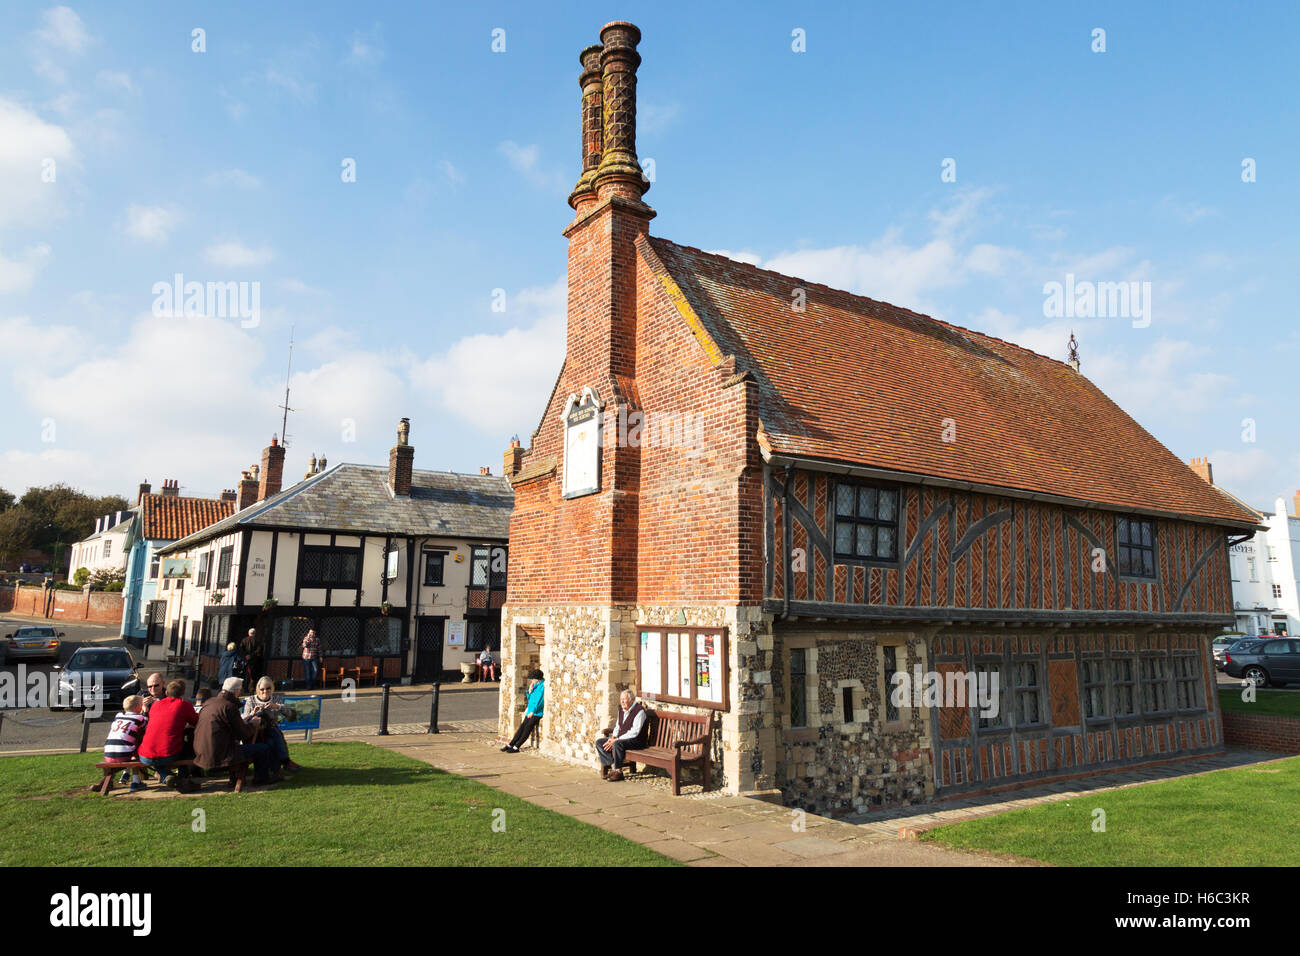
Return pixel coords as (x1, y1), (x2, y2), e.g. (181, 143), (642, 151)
(3, 625), (64, 663)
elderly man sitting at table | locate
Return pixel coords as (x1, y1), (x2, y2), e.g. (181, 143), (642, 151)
(242, 676), (303, 774)
(194, 677), (277, 789)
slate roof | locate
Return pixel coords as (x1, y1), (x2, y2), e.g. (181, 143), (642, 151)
(159, 464), (514, 554)
(139, 494), (234, 542)
(644, 236), (1259, 528)
(75, 512), (136, 544)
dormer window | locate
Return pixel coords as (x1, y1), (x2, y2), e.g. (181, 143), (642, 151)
(1117, 516), (1156, 579)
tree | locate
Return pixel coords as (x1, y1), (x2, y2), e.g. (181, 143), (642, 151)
(73, 567), (90, 586)
(0, 487), (14, 512)
(0, 484), (130, 565)
(0, 508), (37, 564)
(90, 566), (126, 589)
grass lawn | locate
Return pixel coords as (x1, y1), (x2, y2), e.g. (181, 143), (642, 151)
(1218, 686), (1300, 717)
(0, 742), (674, 866)
(919, 755), (1300, 866)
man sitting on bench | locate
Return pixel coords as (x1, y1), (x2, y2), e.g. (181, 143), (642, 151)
(595, 689), (648, 782)
(194, 677), (276, 788)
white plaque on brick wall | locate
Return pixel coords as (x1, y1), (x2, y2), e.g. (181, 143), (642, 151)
(561, 387), (602, 498)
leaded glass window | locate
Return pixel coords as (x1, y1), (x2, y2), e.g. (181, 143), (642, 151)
(1117, 516), (1156, 579)
(833, 482), (899, 562)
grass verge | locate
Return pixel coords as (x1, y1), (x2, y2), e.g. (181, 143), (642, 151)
(0, 741), (675, 866)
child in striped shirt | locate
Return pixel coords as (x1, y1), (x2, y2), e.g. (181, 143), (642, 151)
(104, 695), (149, 792)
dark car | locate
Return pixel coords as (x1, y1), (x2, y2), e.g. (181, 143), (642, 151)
(53, 647), (141, 711)
(1222, 638), (1300, 688)
(3, 625), (64, 663)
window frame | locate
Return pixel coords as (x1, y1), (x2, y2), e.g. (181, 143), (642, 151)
(297, 545), (362, 590)
(1116, 516), (1157, 580)
(1140, 655), (1171, 715)
(1111, 656), (1138, 716)
(973, 660), (1006, 731)
(215, 546), (234, 589)
(423, 551), (445, 587)
(1081, 657), (1108, 721)
(196, 551), (211, 588)
(831, 480), (901, 566)
(636, 626), (729, 712)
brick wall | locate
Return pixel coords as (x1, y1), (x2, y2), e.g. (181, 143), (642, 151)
(0, 584), (123, 625)
(1221, 711), (1300, 753)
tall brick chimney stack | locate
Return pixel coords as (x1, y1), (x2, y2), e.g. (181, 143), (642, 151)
(236, 470), (259, 511)
(259, 437), (285, 501)
(567, 43), (605, 215)
(591, 22), (650, 206)
(137, 481), (151, 505)
(1189, 456), (1213, 485)
(389, 417), (414, 497)
(504, 438), (525, 479)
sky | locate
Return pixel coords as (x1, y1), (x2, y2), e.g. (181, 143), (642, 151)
(1, 1), (1297, 514)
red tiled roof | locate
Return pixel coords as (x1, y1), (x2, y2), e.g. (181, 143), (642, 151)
(139, 494), (235, 541)
(644, 236), (1258, 527)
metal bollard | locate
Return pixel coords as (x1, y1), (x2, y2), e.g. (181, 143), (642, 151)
(79, 711), (92, 753)
(377, 683), (391, 736)
(428, 682), (440, 734)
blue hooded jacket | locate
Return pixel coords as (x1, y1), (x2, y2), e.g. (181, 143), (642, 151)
(525, 680), (544, 718)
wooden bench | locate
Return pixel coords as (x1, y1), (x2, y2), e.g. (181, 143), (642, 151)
(95, 759), (196, 795)
(606, 708), (713, 796)
(95, 758), (251, 794)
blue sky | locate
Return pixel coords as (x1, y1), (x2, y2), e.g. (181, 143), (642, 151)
(1, 1), (1297, 513)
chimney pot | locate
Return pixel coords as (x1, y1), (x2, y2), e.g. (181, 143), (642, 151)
(479, 466), (491, 476)
(592, 22), (650, 205)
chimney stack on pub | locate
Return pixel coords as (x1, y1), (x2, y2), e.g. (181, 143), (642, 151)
(503, 438), (525, 479)
(259, 436), (285, 501)
(1189, 456), (1214, 485)
(236, 468), (259, 511)
(389, 417), (414, 497)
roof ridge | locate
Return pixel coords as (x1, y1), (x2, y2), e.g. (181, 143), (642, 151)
(650, 236), (1069, 368)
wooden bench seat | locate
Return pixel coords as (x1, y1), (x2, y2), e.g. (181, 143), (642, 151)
(606, 708), (713, 796)
(95, 758), (250, 794)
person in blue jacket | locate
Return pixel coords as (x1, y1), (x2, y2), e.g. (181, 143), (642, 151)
(502, 669), (544, 753)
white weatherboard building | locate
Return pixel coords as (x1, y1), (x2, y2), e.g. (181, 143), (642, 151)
(1228, 493), (1300, 637)
(66, 510), (135, 583)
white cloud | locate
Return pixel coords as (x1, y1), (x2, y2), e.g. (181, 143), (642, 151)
(265, 68), (315, 103)
(36, 6), (91, 53)
(706, 248), (763, 266)
(205, 241), (276, 268)
(640, 101), (681, 134)
(0, 98), (75, 229)
(437, 159), (463, 185)
(123, 204), (179, 242)
(205, 168), (262, 189)
(96, 70), (136, 94)
(412, 277), (566, 432)
(499, 141), (564, 191)
(346, 27), (384, 66)
(0, 244), (52, 294)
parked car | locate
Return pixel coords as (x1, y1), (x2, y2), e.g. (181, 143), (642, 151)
(52, 647), (141, 710)
(1222, 638), (1300, 688)
(3, 625), (63, 664)
(1213, 636), (1261, 670)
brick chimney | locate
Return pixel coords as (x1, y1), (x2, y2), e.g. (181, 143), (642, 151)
(556, 22), (653, 604)
(389, 418), (414, 497)
(236, 469), (259, 511)
(136, 481), (151, 505)
(259, 436), (285, 501)
(160, 479), (179, 497)
(1189, 456), (1213, 485)
(219, 489), (236, 502)
(1293, 490), (1300, 518)
(479, 466), (491, 476)
(504, 438), (525, 479)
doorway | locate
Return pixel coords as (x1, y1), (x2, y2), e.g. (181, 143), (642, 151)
(414, 616), (446, 683)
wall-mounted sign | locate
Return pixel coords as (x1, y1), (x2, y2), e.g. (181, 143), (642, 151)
(447, 620), (466, 647)
(561, 387), (602, 498)
(248, 556), (267, 579)
(161, 558), (193, 580)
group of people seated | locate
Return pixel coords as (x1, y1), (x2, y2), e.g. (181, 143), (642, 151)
(102, 671), (303, 793)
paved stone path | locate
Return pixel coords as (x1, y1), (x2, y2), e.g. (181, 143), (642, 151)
(365, 732), (1018, 866)
(362, 733), (1288, 866)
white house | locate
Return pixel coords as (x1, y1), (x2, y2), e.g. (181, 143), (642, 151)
(67, 510), (136, 583)
(1228, 493), (1300, 637)
(156, 420), (512, 686)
